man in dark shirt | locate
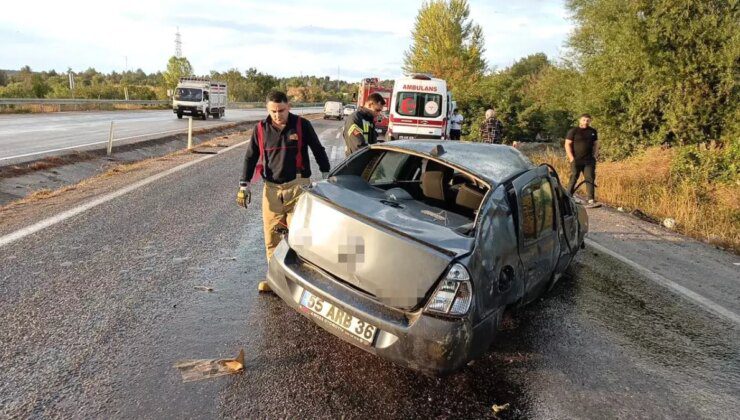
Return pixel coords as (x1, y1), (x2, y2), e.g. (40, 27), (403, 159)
(343, 92), (385, 156)
(237, 90), (331, 292)
(565, 113), (599, 205)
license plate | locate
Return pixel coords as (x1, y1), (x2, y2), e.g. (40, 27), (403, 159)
(375, 128), (383, 133)
(300, 291), (377, 345)
(399, 135), (414, 140)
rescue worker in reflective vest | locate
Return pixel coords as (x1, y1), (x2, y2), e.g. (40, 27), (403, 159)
(236, 90), (331, 292)
(343, 92), (386, 156)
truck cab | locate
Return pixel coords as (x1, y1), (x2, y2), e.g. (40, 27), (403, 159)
(172, 77), (227, 120)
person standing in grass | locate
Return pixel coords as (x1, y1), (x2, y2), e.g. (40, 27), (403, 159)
(565, 113), (599, 206)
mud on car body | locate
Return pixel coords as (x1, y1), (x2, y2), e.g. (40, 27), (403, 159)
(266, 140), (588, 375)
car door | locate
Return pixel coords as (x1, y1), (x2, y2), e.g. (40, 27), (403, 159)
(512, 167), (559, 298)
(552, 178), (579, 273)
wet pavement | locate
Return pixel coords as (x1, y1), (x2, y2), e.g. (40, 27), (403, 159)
(0, 118), (738, 418)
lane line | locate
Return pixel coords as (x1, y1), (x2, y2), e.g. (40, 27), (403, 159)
(0, 108), (320, 162)
(0, 140), (249, 248)
(1, 126), (215, 162)
(586, 238), (740, 326)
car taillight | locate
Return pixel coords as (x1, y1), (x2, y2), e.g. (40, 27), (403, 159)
(425, 263), (472, 316)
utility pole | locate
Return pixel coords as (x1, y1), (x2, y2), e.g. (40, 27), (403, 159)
(68, 70), (75, 98)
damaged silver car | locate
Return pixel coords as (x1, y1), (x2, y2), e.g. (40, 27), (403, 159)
(266, 140), (588, 375)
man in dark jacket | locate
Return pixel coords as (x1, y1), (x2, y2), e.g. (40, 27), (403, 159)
(565, 113), (599, 206)
(236, 90), (331, 292)
(343, 92), (386, 156)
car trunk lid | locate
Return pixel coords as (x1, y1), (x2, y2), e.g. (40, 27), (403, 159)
(287, 178), (474, 310)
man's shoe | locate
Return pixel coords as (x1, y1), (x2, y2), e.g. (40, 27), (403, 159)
(258, 281), (272, 293)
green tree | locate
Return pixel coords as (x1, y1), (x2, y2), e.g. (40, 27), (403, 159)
(566, 0), (739, 158)
(0, 70), (7, 87)
(403, 0), (486, 100)
(162, 56), (193, 91)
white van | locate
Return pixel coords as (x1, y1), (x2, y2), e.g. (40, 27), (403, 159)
(387, 74), (452, 140)
(323, 101), (343, 120)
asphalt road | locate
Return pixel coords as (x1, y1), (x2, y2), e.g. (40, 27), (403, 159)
(0, 107), (321, 164)
(0, 118), (737, 418)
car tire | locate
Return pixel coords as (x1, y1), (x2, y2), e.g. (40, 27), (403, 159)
(177, 112), (183, 119)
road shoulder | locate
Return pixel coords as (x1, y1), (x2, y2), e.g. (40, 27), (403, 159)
(585, 205), (740, 323)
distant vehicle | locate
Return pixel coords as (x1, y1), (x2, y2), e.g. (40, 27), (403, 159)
(388, 74), (453, 140)
(324, 101), (344, 120)
(343, 104), (357, 116)
(357, 77), (392, 135)
(172, 77), (227, 120)
(266, 141), (588, 375)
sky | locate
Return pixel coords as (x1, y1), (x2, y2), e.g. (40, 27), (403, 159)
(0, 0), (572, 80)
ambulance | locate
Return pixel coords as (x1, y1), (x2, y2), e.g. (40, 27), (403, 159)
(387, 74), (453, 140)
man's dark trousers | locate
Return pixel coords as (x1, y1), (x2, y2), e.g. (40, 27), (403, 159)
(567, 161), (596, 200)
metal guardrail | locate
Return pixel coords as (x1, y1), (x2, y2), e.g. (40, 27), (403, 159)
(0, 98), (169, 106)
(0, 99), (324, 108)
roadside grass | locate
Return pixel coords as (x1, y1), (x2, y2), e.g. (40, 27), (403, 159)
(526, 146), (740, 253)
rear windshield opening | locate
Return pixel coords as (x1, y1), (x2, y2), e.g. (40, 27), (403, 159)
(334, 149), (489, 235)
(395, 92), (442, 118)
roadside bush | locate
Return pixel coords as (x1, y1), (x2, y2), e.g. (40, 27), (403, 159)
(671, 141), (740, 185)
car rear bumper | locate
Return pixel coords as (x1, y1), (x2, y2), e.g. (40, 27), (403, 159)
(267, 240), (493, 375)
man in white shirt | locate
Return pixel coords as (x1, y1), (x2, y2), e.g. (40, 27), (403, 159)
(449, 108), (463, 140)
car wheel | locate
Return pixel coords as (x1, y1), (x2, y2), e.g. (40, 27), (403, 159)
(177, 112), (183, 119)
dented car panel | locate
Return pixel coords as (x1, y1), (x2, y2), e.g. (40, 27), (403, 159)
(267, 140), (587, 375)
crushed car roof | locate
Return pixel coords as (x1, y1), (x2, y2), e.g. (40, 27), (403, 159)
(371, 140), (535, 186)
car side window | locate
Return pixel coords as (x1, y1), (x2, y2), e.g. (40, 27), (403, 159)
(536, 178), (555, 233)
(369, 151), (410, 185)
(521, 185), (537, 240)
(520, 178), (555, 240)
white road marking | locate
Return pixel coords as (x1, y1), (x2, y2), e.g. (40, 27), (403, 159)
(1, 127), (198, 162)
(0, 140), (249, 248)
(336, 130), (342, 139)
(586, 238), (740, 326)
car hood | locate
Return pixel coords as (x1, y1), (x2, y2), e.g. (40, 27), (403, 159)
(287, 177), (475, 310)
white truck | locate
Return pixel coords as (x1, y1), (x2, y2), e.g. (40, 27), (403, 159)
(172, 77), (227, 120)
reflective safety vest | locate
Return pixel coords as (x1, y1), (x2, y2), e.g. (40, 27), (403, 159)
(252, 116), (303, 182)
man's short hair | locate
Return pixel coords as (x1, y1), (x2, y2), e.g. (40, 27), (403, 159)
(453, 108), (458, 112)
(366, 92), (386, 106)
(580, 113), (592, 119)
(266, 90), (289, 104)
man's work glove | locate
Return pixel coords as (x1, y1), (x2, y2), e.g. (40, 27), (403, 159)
(321, 172), (329, 180)
(236, 185), (251, 209)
